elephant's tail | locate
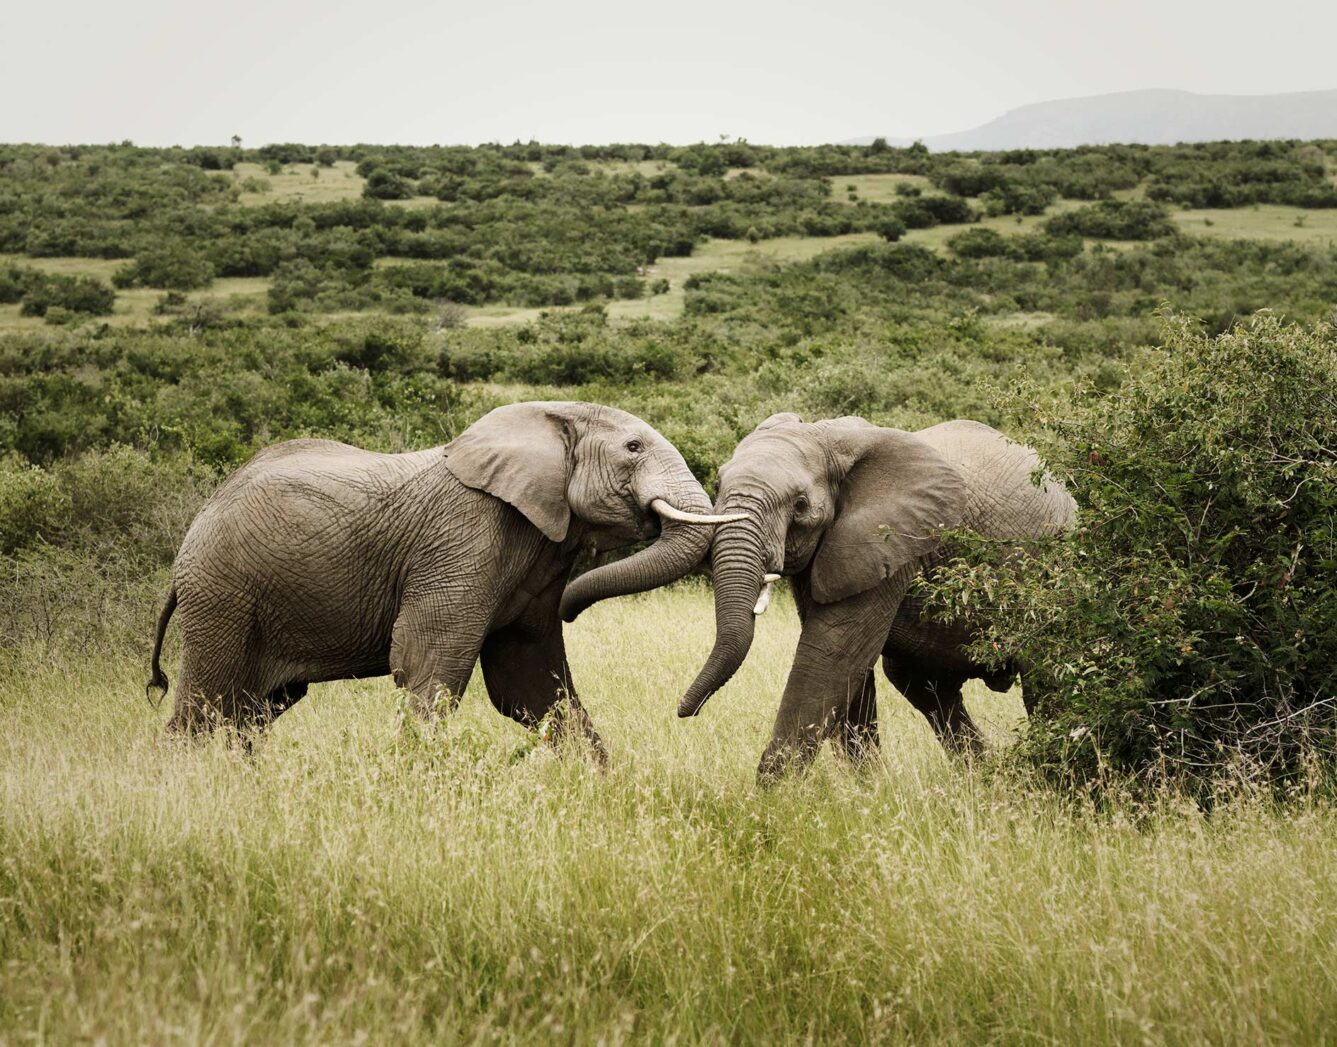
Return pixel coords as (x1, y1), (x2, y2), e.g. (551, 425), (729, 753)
(146, 585), (177, 708)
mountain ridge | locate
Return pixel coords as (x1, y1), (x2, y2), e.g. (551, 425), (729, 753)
(846, 88), (1337, 151)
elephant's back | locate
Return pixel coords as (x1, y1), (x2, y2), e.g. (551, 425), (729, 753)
(218, 440), (441, 494)
(178, 442), (445, 570)
(915, 420), (1075, 538)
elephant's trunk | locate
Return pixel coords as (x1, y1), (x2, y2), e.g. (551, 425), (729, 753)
(678, 518), (767, 717)
(559, 483), (716, 622)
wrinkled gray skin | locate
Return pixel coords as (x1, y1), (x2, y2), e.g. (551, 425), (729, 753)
(681, 413), (1076, 781)
(148, 401), (718, 754)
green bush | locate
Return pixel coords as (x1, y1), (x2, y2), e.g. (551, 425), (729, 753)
(1045, 201), (1175, 241)
(927, 314), (1337, 796)
(0, 455), (70, 554)
(980, 182), (1058, 217)
(946, 228), (1012, 258)
(114, 244), (214, 290)
(16, 271), (116, 317)
(363, 169), (414, 200)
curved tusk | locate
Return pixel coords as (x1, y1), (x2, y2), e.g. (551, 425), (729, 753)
(763, 573), (781, 584)
(649, 498), (750, 526)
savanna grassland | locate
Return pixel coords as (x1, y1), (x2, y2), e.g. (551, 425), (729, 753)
(2, 138), (1336, 1043)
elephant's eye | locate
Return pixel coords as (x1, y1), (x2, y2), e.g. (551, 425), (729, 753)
(795, 495), (810, 514)
(625, 439), (644, 454)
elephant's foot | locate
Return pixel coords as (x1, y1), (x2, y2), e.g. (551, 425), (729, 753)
(547, 694), (609, 767)
(756, 737), (820, 785)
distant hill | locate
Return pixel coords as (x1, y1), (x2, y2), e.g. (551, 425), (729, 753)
(847, 88), (1337, 151)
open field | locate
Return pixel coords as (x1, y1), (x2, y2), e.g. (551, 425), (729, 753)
(0, 254), (269, 329)
(3, 138), (1337, 1045)
(828, 173), (936, 203)
(606, 233), (882, 322)
(4, 585), (1336, 1044)
(1171, 204), (1337, 244)
(233, 160), (367, 205)
(899, 198), (1088, 251)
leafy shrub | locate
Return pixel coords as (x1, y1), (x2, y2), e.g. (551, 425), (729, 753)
(363, 169), (414, 200)
(114, 244), (214, 290)
(0, 455), (70, 554)
(15, 271), (116, 317)
(946, 229), (1084, 264)
(980, 182), (1058, 216)
(1045, 201), (1176, 241)
(0, 268), (26, 304)
(877, 216), (907, 242)
(946, 228), (1012, 258)
(927, 314), (1337, 796)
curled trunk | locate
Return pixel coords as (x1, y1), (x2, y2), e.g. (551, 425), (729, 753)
(678, 521), (766, 717)
(559, 480), (716, 622)
(559, 516), (712, 622)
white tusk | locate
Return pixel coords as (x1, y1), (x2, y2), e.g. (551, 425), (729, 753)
(649, 498), (749, 525)
(763, 573), (781, 583)
(754, 579), (777, 615)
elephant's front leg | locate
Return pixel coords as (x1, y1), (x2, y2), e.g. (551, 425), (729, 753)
(479, 584), (607, 763)
(390, 598), (490, 719)
(834, 668), (880, 766)
(758, 581), (901, 782)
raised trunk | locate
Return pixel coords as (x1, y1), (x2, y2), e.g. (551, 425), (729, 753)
(678, 520), (766, 717)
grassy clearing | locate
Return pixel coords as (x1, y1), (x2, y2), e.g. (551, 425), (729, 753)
(3, 585), (1335, 1043)
(901, 198), (1087, 252)
(0, 253), (269, 329)
(233, 161), (366, 205)
(828, 173), (935, 204)
(607, 233), (881, 322)
(1171, 204), (1337, 244)
(439, 233), (882, 327)
(529, 160), (672, 179)
(0, 253), (269, 330)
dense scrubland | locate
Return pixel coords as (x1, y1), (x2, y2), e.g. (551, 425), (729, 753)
(2, 137), (1335, 1042)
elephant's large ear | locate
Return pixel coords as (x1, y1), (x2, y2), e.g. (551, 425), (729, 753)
(810, 426), (966, 604)
(443, 402), (573, 542)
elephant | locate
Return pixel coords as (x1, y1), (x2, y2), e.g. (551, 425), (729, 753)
(146, 400), (741, 751)
(677, 413), (1076, 780)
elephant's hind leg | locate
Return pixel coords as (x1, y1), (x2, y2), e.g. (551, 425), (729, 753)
(884, 659), (981, 754)
(167, 642), (263, 738)
(834, 667), (881, 766)
(237, 680), (309, 736)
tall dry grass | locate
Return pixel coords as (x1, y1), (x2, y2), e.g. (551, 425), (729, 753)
(2, 585), (1335, 1043)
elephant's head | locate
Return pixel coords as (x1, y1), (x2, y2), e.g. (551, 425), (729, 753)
(443, 401), (742, 621)
(679, 412), (967, 717)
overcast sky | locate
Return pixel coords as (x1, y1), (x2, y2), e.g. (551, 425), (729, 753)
(5, 0), (1334, 147)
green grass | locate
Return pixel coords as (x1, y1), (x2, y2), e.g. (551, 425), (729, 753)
(607, 233), (881, 322)
(3, 585), (1335, 1043)
(827, 173), (935, 204)
(441, 234), (882, 327)
(1171, 204), (1337, 244)
(233, 160), (366, 205)
(901, 198), (1088, 252)
(0, 254), (269, 329)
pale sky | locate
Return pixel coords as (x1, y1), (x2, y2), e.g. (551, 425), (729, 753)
(4, 0), (1334, 146)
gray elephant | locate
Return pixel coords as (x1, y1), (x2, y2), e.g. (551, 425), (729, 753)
(677, 413), (1075, 780)
(147, 401), (739, 751)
